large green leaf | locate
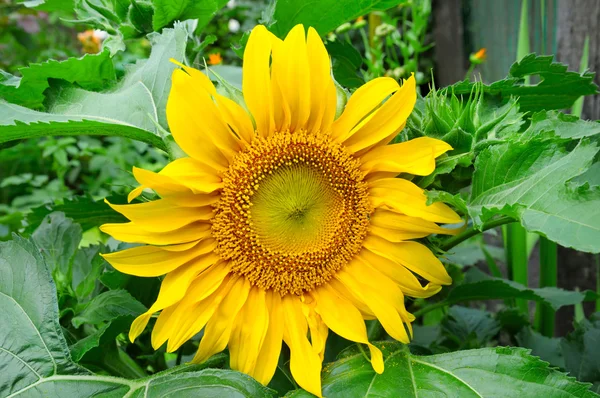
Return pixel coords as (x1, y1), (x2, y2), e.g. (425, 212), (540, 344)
(0, 102), (168, 151)
(0, 51), (115, 110)
(32, 212), (82, 278)
(152, 0), (228, 31)
(445, 268), (597, 311)
(516, 111), (600, 141)
(316, 343), (597, 397)
(265, 0), (408, 38)
(446, 54), (599, 112)
(0, 236), (275, 397)
(71, 289), (146, 328)
(468, 139), (600, 253)
(562, 313), (600, 391)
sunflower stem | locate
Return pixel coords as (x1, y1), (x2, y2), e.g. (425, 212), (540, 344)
(439, 216), (516, 252)
(535, 237), (557, 337)
(505, 223), (529, 314)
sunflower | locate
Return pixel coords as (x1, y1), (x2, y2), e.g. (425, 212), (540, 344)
(101, 24), (461, 397)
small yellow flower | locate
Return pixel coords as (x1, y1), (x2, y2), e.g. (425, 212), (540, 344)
(356, 15), (364, 22)
(77, 30), (102, 54)
(101, 24), (461, 397)
(208, 52), (223, 65)
(470, 48), (487, 64)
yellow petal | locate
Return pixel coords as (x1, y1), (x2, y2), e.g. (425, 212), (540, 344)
(169, 68), (240, 160)
(363, 235), (452, 285)
(344, 76), (416, 153)
(100, 221), (211, 246)
(370, 209), (460, 241)
(271, 25), (310, 131)
(170, 58), (217, 95)
(328, 278), (375, 319)
(252, 291), (284, 385)
(360, 137), (452, 176)
(229, 287), (269, 375)
(336, 261), (411, 343)
(102, 240), (217, 277)
(158, 157), (223, 194)
(282, 295), (323, 398)
(166, 72), (230, 170)
(302, 301), (328, 360)
(331, 77), (399, 142)
(214, 93), (255, 144)
(132, 166), (191, 197)
(312, 284), (383, 373)
(164, 272), (233, 352)
(243, 25), (276, 137)
(370, 178), (462, 224)
(306, 27), (336, 133)
(127, 186), (145, 202)
(105, 198), (214, 232)
(359, 249), (442, 298)
(192, 277), (251, 363)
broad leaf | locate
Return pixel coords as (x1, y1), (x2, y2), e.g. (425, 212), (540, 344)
(446, 54), (599, 112)
(32, 212), (82, 278)
(447, 268), (597, 311)
(319, 343), (597, 397)
(469, 139), (600, 253)
(152, 0), (228, 31)
(25, 195), (128, 234)
(325, 39), (364, 89)
(0, 102), (168, 152)
(71, 289), (146, 328)
(442, 306), (500, 347)
(0, 51), (115, 109)
(562, 313), (600, 388)
(0, 236), (275, 397)
(266, 0), (408, 38)
(516, 111), (600, 141)
(516, 327), (565, 369)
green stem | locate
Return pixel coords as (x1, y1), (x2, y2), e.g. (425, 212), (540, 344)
(439, 216), (516, 252)
(413, 300), (449, 319)
(535, 237), (557, 336)
(465, 63), (476, 81)
(506, 223), (529, 314)
(596, 255), (600, 312)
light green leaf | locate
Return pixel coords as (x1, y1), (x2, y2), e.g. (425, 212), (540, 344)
(516, 111), (600, 141)
(32, 212), (82, 278)
(0, 51), (115, 109)
(152, 0), (228, 32)
(321, 343), (597, 397)
(446, 54), (599, 112)
(71, 289), (146, 328)
(447, 268), (597, 311)
(266, 0), (408, 38)
(0, 236), (276, 397)
(469, 139), (600, 253)
(0, 101), (168, 152)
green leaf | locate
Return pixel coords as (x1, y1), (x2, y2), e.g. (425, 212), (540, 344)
(72, 289), (146, 328)
(71, 244), (106, 299)
(0, 51), (115, 109)
(32, 212), (82, 278)
(516, 111), (600, 141)
(325, 39), (364, 89)
(442, 306), (500, 347)
(25, 195), (128, 234)
(266, 0), (408, 38)
(152, 0), (228, 32)
(69, 323), (111, 362)
(448, 268), (597, 311)
(446, 54), (599, 112)
(0, 102), (169, 152)
(516, 327), (565, 368)
(0, 236), (275, 397)
(426, 190), (468, 215)
(469, 139), (600, 253)
(562, 313), (600, 386)
(321, 343), (597, 397)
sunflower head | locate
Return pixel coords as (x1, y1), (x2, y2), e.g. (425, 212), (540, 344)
(101, 24), (461, 397)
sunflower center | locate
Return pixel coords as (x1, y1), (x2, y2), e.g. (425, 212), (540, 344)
(212, 130), (371, 295)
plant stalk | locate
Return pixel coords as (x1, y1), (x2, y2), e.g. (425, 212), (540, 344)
(505, 223), (529, 314)
(439, 216), (516, 252)
(535, 237), (557, 337)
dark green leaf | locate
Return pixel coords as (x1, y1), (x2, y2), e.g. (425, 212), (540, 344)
(71, 244), (106, 299)
(0, 51), (115, 109)
(469, 139), (600, 253)
(326, 39), (364, 89)
(152, 0), (228, 31)
(69, 323), (111, 362)
(562, 313), (600, 384)
(72, 289), (146, 328)
(32, 212), (82, 278)
(321, 343), (597, 397)
(448, 268), (597, 311)
(266, 0), (408, 38)
(446, 54), (599, 112)
(516, 327), (565, 368)
(442, 306), (500, 347)
(26, 195), (128, 234)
